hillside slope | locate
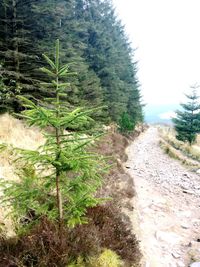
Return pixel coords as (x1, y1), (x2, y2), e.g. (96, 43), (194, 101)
(0, 114), (44, 236)
(0, 114), (141, 266)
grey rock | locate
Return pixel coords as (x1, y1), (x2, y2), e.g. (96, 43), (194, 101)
(179, 210), (192, 218)
(190, 263), (200, 267)
(182, 190), (194, 195)
(172, 252), (181, 259)
(181, 223), (190, 229)
(177, 261), (185, 267)
(155, 231), (181, 244)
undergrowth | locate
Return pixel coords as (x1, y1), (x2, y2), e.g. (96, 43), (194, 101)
(159, 127), (200, 160)
(0, 205), (141, 267)
(0, 39), (143, 267)
(0, 127), (142, 267)
(159, 139), (200, 169)
(159, 127), (200, 170)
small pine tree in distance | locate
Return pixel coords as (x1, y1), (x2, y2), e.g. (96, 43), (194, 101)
(118, 112), (135, 134)
(0, 40), (106, 229)
(172, 86), (200, 145)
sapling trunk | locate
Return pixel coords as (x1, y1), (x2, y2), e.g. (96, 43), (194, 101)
(12, 0), (20, 81)
(55, 54), (63, 223)
(55, 128), (63, 223)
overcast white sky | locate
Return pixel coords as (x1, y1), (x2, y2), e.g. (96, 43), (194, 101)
(112, 0), (200, 106)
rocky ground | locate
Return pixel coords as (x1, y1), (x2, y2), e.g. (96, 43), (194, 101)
(124, 127), (200, 267)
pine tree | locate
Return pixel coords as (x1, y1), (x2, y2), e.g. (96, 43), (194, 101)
(118, 112), (135, 134)
(82, 0), (143, 123)
(172, 87), (200, 145)
(0, 40), (106, 229)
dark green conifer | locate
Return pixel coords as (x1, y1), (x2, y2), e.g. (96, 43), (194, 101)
(118, 112), (135, 134)
(0, 0), (143, 123)
(173, 87), (200, 145)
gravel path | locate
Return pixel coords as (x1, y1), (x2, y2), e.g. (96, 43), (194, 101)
(125, 127), (200, 267)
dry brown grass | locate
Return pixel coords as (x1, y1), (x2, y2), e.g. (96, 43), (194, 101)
(159, 139), (200, 168)
(196, 134), (200, 145)
(0, 113), (44, 237)
(0, 113), (44, 178)
(0, 113), (44, 149)
(159, 126), (200, 169)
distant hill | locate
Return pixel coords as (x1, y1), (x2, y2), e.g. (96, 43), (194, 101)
(144, 104), (179, 124)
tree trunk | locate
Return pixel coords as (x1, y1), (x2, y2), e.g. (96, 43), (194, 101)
(55, 127), (63, 223)
(12, 0), (20, 80)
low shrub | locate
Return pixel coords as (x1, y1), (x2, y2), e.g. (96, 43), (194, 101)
(89, 249), (122, 267)
(0, 205), (141, 267)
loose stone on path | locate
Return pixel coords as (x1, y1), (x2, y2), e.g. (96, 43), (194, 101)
(124, 127), (200, 267)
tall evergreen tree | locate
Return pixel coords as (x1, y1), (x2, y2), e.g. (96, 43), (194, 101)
(173, 87), (200, 145)
(82, 0), (143, 122)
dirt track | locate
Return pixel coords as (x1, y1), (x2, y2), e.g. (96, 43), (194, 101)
(125, 127), (200, 267)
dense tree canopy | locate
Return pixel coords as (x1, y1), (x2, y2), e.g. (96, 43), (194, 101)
(0, 0), (143, 124)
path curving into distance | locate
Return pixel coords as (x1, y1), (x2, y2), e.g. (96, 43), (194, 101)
(125, 127), (200, 267)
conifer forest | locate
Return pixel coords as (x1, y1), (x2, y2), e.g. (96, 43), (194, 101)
(1, 1), (200, 267)
(0, 1), (143, 266)
(0, 0), (143, 124)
